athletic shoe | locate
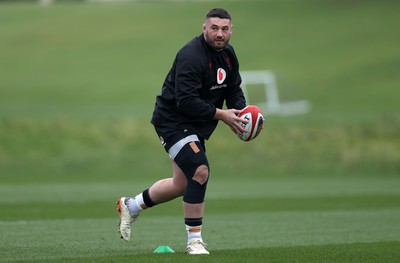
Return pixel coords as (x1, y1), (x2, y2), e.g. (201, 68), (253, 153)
(117, 197), (139, 241)
(185, 238), (210, 255)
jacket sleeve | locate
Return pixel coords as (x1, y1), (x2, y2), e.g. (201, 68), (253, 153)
(224, 48), (247, 110)
(174, 48), (216, 120)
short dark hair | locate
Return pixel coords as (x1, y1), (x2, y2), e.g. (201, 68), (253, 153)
(206, 8), (232, 20)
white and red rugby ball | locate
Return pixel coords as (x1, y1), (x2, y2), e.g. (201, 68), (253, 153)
(237, 105), (265, 141)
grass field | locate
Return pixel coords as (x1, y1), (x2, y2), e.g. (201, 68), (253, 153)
(1, 0), (400, 262)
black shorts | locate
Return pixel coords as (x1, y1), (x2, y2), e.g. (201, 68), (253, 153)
(154, 125), (206, 159)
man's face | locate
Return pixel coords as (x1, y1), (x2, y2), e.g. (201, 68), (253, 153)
(203, 17), (233, 51)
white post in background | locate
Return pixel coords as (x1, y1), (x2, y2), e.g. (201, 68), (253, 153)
(241, 70), (311, 116)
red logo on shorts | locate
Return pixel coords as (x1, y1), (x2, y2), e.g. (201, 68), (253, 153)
(159, 136), (166, 147)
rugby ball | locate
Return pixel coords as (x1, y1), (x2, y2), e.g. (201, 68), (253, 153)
(237, 105), (265, 141)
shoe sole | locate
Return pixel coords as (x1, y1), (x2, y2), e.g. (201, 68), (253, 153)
(117, 197), (131, 241)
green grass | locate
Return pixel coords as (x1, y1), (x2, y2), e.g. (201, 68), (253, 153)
(1, 178), (400, 262)
(1, 177), (400, 262)
(0, 0), (400, 262)
(6, 243), (400, 263)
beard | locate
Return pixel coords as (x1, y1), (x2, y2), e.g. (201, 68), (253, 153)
(204, 32), (230, 51)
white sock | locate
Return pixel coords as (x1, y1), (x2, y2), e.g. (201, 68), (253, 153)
(127, 193), (146, 215)
(186, 225), (202, 244)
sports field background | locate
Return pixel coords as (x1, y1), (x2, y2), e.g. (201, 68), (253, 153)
(0, 0), (399, 262)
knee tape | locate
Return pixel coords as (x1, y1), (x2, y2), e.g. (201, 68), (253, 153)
(174, 141), (209, 180)
(173, 141), (210, 204)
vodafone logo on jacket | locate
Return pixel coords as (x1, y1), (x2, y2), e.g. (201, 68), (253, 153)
(217, 68), (226, 84)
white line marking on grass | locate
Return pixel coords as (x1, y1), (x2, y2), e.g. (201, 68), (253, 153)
(0, 220), (28, 225)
